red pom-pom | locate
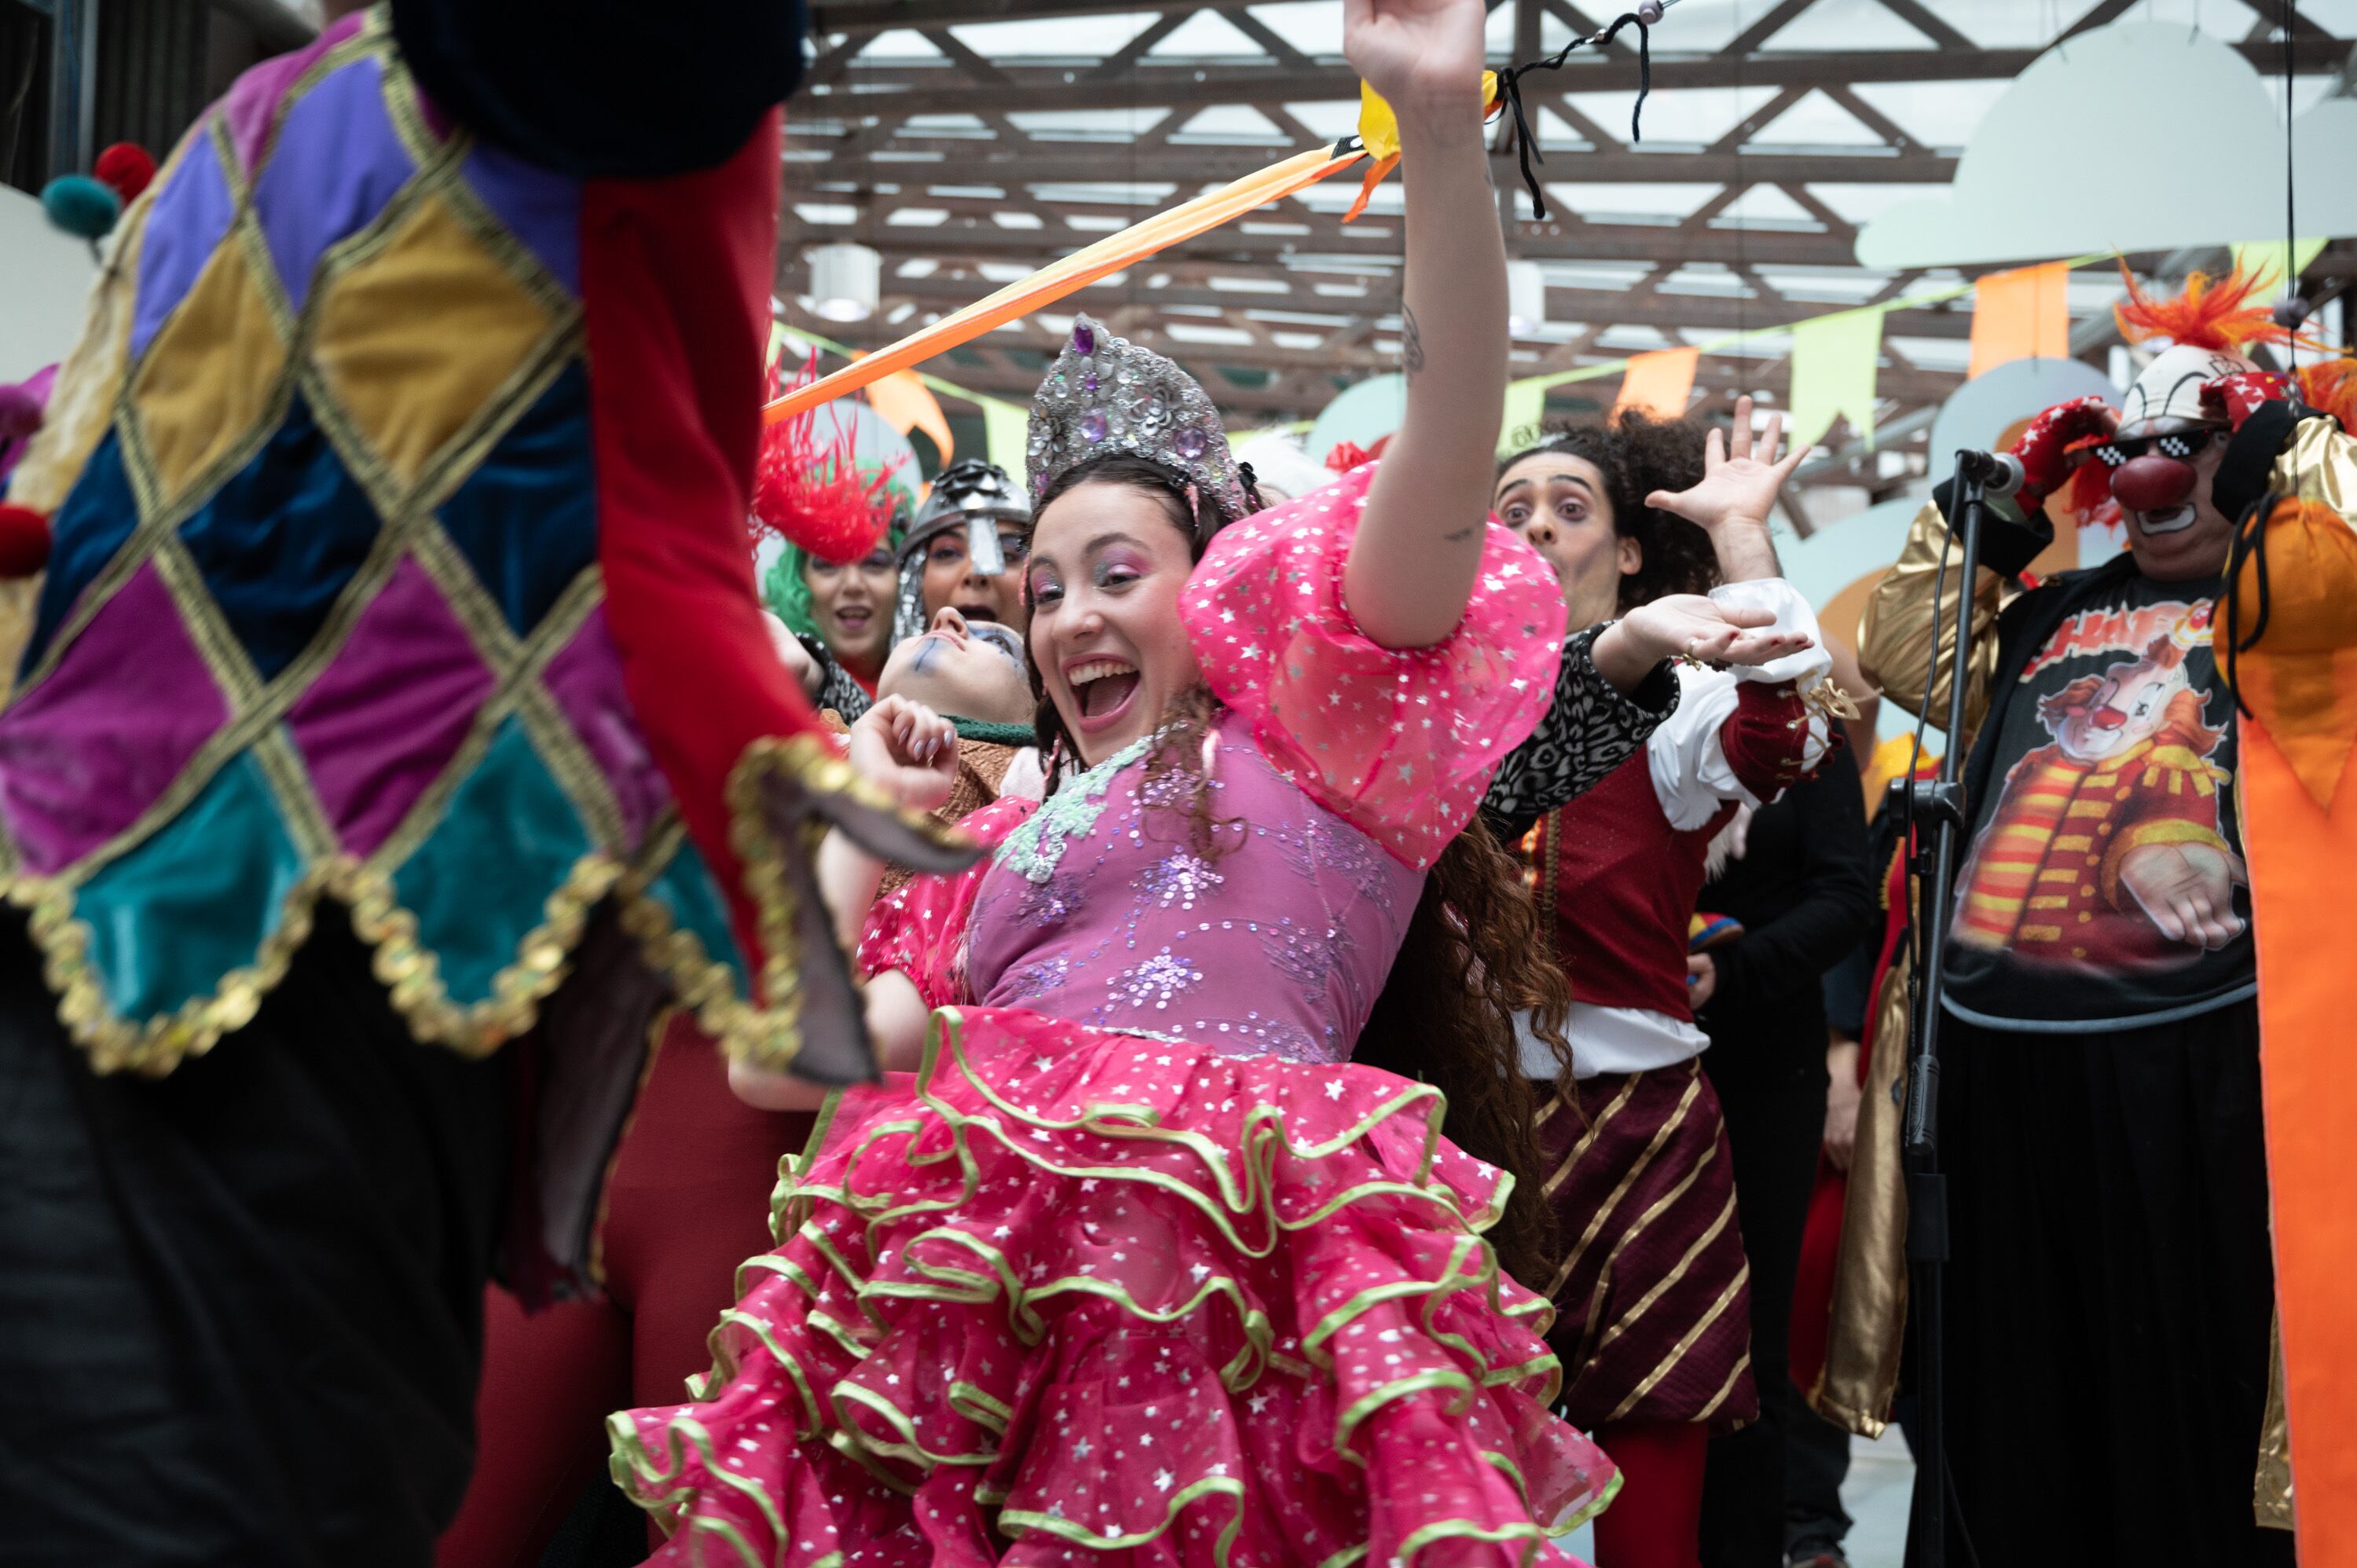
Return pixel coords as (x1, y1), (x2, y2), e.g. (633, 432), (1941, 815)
(1324, 434), (1391, 474)
(93, 142), (157, 203)
(0, 504), (52, 577)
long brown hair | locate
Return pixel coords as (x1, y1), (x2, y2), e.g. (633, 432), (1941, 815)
(1027, 454), (1574, 1289)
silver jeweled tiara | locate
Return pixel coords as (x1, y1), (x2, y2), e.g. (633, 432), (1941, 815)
(1026, 315), (1249, 523)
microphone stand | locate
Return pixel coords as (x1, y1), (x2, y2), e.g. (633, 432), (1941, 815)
(1893, 451), (1999, 1568)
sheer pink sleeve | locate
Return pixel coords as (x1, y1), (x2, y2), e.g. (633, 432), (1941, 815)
(855, 794), (1038, 1009)
(1182, 461), (1563, 870)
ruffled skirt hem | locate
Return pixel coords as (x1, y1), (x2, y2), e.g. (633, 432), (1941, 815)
(610, 1005), (1614, 1566)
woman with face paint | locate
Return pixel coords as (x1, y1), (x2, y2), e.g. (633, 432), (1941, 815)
(1480, 400), (1842, 1568)
(607, 3), (1805, 1559)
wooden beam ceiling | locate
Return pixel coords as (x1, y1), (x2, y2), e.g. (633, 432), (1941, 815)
(784, 0), (2356, 448)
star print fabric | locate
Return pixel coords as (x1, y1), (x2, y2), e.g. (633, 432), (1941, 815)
(610, 1008), (1617, 1566)
(610, 485), (1612, 1563)
(1181, 462), (1563, 873)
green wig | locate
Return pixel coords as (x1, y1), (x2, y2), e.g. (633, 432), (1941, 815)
(761, 523), (905, 642)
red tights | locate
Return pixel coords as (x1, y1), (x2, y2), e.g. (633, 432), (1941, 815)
(1590, 1420), (1709, 1568)
(436, 1015), (812, 1565)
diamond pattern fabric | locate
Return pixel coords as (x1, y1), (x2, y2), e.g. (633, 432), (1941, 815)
(175, 387), (383, 680)
(435, 360), (597, 632)
(0, 12), (767, 1073)
(72, 753), (303, 1022)
(26, 430), (139, 669)
(248, 49), (417, 317)
(0, 562), (230, 876)
(124, 231), (288, 517)
(391, 716), (594, 1006)
(310, 186), (563, 498)
(130, 130), (237, 365)
(284, 556), (497, 858)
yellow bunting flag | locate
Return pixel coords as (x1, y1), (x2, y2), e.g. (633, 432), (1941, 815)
(981, 397), (1032, 484)
(1500, 378), (1547, 455)
(1787, 308), (1886, 452)
(1967, 262), (2069, 379)
(2231, 236), (2328, 294)
(1611, 347), (1701, 421)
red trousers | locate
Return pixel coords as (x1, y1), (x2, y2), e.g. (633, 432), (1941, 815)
(1592, 1420), (1709, 1568)
(437, 1014), (812, 1564)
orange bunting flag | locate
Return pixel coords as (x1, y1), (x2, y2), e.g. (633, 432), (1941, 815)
(1611, 346), (1700, 420)
(1967, 262), (2069, 379)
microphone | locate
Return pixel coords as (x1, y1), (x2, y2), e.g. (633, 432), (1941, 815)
(1952, 449), (2026, 497)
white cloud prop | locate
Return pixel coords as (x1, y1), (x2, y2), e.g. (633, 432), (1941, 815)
(0, 186), (98, 384)
(1855, 23), (2357, 270)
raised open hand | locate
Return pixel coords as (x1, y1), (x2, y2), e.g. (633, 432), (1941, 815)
(1646, 395), (1806, 537)
(1341, 0), (1489, 120)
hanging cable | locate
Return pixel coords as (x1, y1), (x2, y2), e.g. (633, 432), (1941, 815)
(1494, 0), (1677, 221)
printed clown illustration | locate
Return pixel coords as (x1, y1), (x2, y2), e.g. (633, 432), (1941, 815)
(1956, 609), (2243, 967)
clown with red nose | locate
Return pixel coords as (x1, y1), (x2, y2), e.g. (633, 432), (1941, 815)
(1840, 264), (2357, 1566)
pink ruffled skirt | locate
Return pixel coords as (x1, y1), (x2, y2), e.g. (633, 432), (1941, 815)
(608, 1006), (1616, 1566)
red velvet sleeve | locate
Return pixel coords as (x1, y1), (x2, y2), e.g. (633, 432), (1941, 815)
(1716, 680), (1823, 805)
(581, 111), (824, 996)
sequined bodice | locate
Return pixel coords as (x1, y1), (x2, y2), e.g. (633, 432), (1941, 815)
(966, 713), (1422, 1063)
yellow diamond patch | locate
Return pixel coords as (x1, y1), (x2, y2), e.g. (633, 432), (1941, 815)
(311, 189), (557, 502)
(126, 229), (289, 518)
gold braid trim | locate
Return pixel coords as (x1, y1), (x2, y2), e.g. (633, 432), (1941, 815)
(9, 731), (940, 1079)
(609, 1009), (1610, 1559)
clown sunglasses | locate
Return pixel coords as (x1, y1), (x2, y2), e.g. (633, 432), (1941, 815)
(2086, 427), (2223, 468)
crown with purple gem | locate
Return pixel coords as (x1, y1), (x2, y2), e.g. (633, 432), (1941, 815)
(1027, 315), (1249, 522)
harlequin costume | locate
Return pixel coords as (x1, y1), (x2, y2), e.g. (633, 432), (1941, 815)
(1853, 266), (2356, 1565)
(608, 319), (1666, 1566)
(0, 6), (971, 1561)
(1490, 580), (1838, 1568)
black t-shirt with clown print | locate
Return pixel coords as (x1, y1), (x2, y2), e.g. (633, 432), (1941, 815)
(1941, 559), (2253, 1031)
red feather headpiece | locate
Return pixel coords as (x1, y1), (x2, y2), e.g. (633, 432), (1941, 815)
(751, 350), (908, 564)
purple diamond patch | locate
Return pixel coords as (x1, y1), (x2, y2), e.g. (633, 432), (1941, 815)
(0, 564), (231, 877)
(541, 606), (669, 848)
(249, 50), (417, 315)
(286, 558), (496, 859)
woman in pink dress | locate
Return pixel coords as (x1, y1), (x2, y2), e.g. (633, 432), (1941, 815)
(607, 5), (1805, 1559)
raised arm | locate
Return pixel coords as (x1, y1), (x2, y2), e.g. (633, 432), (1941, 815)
(1646, 395), (1803, 584)
(1336, 0), (1507, 650)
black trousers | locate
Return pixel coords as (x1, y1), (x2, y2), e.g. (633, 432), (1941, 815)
(1922, 1002), (2290, 1567)
(1699, 1069), (1828, 1568)
(0, 917), (510, 1566)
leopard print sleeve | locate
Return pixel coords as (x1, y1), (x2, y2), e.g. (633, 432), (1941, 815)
(1481, 623), (1681, 841)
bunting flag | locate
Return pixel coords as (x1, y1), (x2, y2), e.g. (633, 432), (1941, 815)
(860, 361), (955, 467)
(1787, 307), (1886, 452)
(1611, 346), (1701, 420)
(2231, 236), (2328, 295)
(1967, 262), (2069, 379)
(981, 397), (1032, 482)
(1500, 377), (1548, 454)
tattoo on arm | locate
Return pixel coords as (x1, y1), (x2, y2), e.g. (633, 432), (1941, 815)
(1400, 304), (1426, 378)
(1444, 524), (1479, 541)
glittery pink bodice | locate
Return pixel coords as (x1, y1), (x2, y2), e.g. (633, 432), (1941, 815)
(966, 713), (1422, 1063)
(866, 463), (1563, 1065)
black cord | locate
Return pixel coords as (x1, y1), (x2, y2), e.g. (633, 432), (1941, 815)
(1494, 11), (1654, 221)
(2281, 0), (2297, 304)
(2220, 490), (2280, 719)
